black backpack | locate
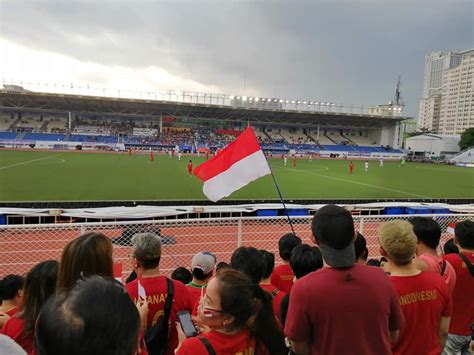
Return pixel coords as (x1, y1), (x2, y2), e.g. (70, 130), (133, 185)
(144, 278), (174, 355)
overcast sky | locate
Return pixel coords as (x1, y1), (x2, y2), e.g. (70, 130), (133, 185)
(0, 0), (472, 117)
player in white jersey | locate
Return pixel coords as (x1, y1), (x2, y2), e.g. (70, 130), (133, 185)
(284, 156), (288, 166)
(364, 160), (369, 172)
(379, 158), (383, 168)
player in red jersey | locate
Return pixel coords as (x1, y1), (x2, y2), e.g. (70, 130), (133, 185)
(149, 151), (154, 163)
(349, 161), (354, 174)
(187, 160), (193, 177)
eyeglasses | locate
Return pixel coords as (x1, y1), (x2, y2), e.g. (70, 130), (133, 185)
(199, 285), (225, 316)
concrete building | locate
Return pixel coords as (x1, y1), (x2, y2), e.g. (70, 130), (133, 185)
(418, 51), (462, 132)
(405, 134), (461, 157)
(418, 49), (474, 133)
(439, 52), (474, 135)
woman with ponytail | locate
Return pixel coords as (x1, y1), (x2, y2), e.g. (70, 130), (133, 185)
(175, 268), (286, 355)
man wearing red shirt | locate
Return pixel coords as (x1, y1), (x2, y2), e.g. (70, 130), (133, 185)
(186, 251), (216, 313)
(411, 217), (457, 294)
(442, 220), (474, 354)
(259, 250), (286, 320)
(349, 161), (354, 174)
(126, 233), (193, 355)
(271, 233), (301, 293)
(149, 151), (154, 163)
(379, 220), (452, 354)
(285, 204), (405, 354)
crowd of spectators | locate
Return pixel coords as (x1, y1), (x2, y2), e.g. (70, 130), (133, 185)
(0, 206), (473, 354)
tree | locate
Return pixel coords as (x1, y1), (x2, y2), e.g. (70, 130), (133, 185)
(459, 128), (474, 150)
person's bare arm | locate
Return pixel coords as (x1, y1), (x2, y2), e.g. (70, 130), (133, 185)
(287, 338), (311, 355)
(390, 330), (399, 344)
(438, 316), (450, 350)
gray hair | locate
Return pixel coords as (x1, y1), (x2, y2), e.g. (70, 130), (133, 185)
(131, 233), (162, 261)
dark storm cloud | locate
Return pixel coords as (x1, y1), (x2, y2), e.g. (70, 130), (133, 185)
(0, 0), (472, 115)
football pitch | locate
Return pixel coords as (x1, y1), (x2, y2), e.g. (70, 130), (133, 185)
(1, 150), (473, 202)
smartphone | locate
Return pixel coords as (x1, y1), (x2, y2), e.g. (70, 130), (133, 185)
(177, 310), (198, 337)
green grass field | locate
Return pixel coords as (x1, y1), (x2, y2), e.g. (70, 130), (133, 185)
(1, 150), (473, 201)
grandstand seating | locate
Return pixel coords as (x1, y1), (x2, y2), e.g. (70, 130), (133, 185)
(23, 133), (66, 141)
(0, 131), (18, 140)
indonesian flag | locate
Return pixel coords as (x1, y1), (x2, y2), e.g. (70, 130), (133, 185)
(194, 127), (271, 202)
(447, 223), (456, 235)
(137, 279), (146, 300)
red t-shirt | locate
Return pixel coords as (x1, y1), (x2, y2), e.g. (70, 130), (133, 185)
(443, 252), (474, 335)
(260, 284), (286, 321)
(271, 264), (295, 294)
(1, 316), (34, 354)
(390, 272), (452, 355)
(419, 254), (457, 294)
(126, 276), (193, 355)
(5, 307), (19, 317)
(176, 328), (269, 355)
(285, 264), (405, 354)
(186, 283), (203, 315)
(187, 163), (193, 172)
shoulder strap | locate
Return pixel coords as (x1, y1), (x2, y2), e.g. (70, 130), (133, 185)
(198, 337), (216, 355)
(163, 278), (174, 322)
(440, 259), (447, 276)
(271, 288), (280, 298)
(458, 253), (474, 277)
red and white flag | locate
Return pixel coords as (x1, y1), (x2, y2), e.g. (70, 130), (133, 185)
(447, 223), (456, 235)
(194, 127), (271, 202)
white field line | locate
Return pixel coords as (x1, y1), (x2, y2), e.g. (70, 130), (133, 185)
(0, 154), (63, 170)
(273, 165), (432, 199)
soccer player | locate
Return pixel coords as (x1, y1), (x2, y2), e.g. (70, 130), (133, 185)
(399, 157), (405, 167)
(364, 160), (369, 172)
(187, 160), (193, 177)
(205, 151), (209, 160)
(349, 161), (354, 174)
(178, 151), (182, 161)
(149, 151), (154, 163)
(128, 148), (132, 156)
(292, 156), (297, 168)
(284, 155), (288, 167)
(309, 154), (312, 162)
(379, 158), (384, 168)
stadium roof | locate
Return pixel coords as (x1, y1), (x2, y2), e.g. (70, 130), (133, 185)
(0, 90), (408, 129)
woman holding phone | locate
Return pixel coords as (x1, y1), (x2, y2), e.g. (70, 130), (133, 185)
(175, 268), (286, 355)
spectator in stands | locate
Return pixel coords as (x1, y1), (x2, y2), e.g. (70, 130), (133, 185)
(215, 261), (229, 272)
(175, 268), (286, 354)
(411, 217), (456, 293)
(379, 220), (452, 354)
(443, 238), (459, 255)
(271, 233), (301, 293)
(285, 204), (405, 354)
(230, 247), (264, 284)
(0, 275), (24, 328)
(35, 276), (141, 355)
(57, 232), (113, 292)
(186, 252), (216, 310)
(126, 233), (192, 355)
(259, 250), (286, 320)
(442, 220), (474, 354)
(2, 260), (58, 354)
(280, 244), (323, 327)
(354, 232), (369, 264)
(171, 267), (192, 285)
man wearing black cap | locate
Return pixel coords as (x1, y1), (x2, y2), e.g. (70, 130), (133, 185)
(284, 204), (405, 354)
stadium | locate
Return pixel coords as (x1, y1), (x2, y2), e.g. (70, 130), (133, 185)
(0, 82), (472, 278)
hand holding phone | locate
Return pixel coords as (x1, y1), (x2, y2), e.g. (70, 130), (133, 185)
(177, 311), (198, 337)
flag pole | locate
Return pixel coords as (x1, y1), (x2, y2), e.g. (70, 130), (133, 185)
(267, 161), (296, 236)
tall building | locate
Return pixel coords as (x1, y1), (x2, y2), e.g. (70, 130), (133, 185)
(439, 52), (474, 135)
(418, 51), (462, 132)
(418, 50), (474, 133)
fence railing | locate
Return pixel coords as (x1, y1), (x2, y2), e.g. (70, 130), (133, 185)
(1, 214), (472, 280)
